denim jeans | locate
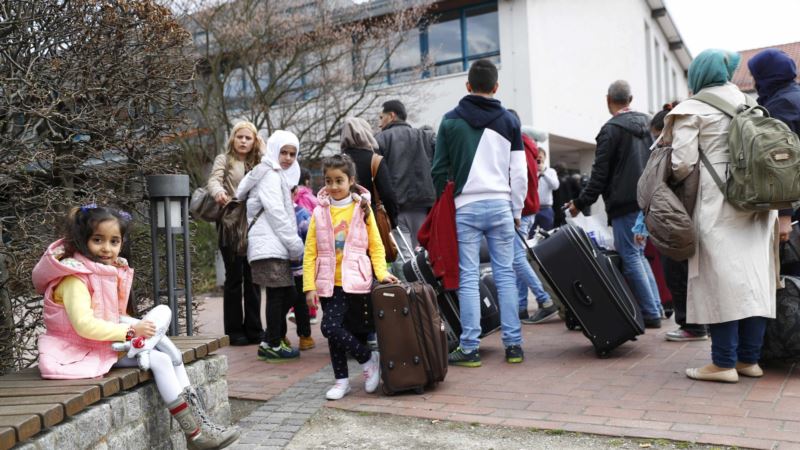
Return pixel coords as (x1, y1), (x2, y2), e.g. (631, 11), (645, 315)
(611, 211), (662, 320)
(456, 199), (521, 350)
(533, 206), (555, 231)
(515, 214), (550, 312)
(708, 317), (768, 368)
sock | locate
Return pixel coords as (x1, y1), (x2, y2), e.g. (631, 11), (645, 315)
(541, 300), (554, 308)
(260, 342), (269, 349)
(335, 378), (349, 386)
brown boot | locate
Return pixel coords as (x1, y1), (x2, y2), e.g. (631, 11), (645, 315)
(184, 388), (240, 448)
(299, 336), (315, 351)
(168, 394), (235, 450)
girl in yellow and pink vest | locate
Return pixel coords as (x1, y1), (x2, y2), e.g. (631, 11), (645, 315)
(303, 154), (399, 400)
(32, 205), (238, 450)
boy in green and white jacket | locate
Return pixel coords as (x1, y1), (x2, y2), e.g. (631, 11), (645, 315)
(431, 59), (528, 366)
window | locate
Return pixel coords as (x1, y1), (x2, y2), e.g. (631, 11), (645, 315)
(359, 1), (500, 85)
(663, 54), (669, 104)
(465, 4), (500, 61)
(644, 23), (654, 113)
(655, 41), (662, 107)
(388, 28), (421, 84)
(223, 68), (247, 99)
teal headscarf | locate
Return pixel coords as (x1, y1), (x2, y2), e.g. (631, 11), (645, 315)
(688, 49), (741, 94)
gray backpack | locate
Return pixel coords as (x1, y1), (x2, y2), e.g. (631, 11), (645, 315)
(637, 145), (699, 261)
(693, 92), (800, 211)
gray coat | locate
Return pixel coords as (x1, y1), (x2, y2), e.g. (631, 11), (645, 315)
(375, 121), (436, 209)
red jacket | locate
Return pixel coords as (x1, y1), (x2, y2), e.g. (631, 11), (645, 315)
(521, 135), (540, 216)
(417, 182), (459, 290)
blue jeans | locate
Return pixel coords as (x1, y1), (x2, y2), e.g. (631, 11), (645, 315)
(533, 206), (555, 231)
(516, 214), (550, 312)
(456, 200), (522, 350)
(611, 212), (662, 320)
(708, 317), (768, 368)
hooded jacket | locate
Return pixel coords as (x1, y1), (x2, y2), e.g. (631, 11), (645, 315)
(33, 240), (134, 379)
(236, 131), (304, 263)
(748, 49), (800, 135)
(375, 121), (437, 209)
(431, 95), (527, 218)
(574, 111), (653, 221)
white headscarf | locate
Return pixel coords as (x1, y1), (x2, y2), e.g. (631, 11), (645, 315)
(264, 130), (301, 186)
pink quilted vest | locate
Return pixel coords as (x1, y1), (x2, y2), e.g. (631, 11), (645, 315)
(32, 239), (134, 379)
(313, 185), (373, 297)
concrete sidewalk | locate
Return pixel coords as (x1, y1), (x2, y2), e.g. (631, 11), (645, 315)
(198, 295), (800, 449)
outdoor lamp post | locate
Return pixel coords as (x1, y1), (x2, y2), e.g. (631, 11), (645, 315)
(146, 174), (193, 336)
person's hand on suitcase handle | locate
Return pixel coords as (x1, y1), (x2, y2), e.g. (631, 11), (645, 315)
(381, 273), (400, 284)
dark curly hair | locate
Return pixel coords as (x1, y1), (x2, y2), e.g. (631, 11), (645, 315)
(62, 205), (132, 262)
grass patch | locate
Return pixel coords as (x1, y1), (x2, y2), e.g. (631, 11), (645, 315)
(544, 429), (566, 435)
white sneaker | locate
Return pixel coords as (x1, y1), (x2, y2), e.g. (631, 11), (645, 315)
(325, 379), (351, 400)
(362, 351), (381, 394)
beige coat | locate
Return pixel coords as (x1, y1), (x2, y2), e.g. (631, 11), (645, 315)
(664, 83), (777, 324)
(206, 154), (248, 199)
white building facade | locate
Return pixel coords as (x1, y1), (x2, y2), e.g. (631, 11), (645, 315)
(383, 0), (691, 179)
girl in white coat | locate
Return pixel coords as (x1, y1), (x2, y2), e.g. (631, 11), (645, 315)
(236, 130), (305, 363)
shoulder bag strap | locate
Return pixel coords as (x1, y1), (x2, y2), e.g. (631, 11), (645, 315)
(692, 92), (738, 117)
(248, 207), (265, 231)
(370, 153), (383, 206)
(698, 147), (727, 196)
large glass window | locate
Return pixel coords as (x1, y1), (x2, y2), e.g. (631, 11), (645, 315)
(359, 1), (500, 85)
(465, 4), (499, 59)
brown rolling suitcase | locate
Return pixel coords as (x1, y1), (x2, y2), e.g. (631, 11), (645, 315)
(371, 282), (448, 395)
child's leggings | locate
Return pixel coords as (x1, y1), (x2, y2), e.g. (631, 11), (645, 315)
(114, 349), (191, 403)
(320, 287), (372, 379)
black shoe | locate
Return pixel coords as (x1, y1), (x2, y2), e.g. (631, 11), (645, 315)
(505, 345), (524, 363)
(230, 334), (249, 346)
(522, 305), (558, 324)
(519, 310), (530, 320)
(644, 317), (662, 329)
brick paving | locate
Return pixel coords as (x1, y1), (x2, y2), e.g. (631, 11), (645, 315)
(199, 295), (800, 450)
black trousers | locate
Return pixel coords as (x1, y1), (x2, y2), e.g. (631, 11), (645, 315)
(220, 245), (262, 341)
(321, 287), (372, 379)
(263, 285), (295, 348)
(660, 255), (707, 335)
(278, 275), (311, 339)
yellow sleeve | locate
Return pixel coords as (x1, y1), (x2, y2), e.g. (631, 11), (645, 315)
(55, 276), (129, 342)
(302, 214), (319, 292)
(366, 208), (389, 282)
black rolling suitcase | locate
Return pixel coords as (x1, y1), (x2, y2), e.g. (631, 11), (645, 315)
(401, 240), (501, 352)
(371, 282), (448, 395)
(527, 224), (644, 357)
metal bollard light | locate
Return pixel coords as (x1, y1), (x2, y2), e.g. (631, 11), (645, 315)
(146, 174), (193, 336)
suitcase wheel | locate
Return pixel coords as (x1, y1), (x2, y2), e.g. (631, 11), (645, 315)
(381, 383), (394, 396)
(413, 387), (425, 395)
(595, 349), (610, 358)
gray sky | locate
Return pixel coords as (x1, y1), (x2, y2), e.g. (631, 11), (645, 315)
(664, 0), (800, 56)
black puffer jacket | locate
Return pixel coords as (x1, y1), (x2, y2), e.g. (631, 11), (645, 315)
(375, 121), (436, 209)
(574, 111), (653, 221)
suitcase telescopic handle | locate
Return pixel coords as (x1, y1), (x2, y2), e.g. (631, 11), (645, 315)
(572, 281), (593, 306)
